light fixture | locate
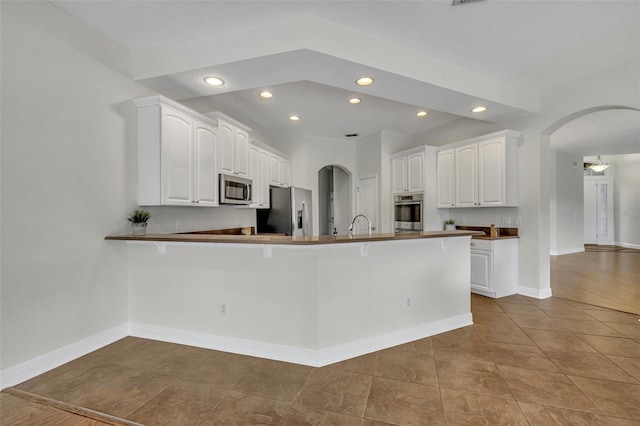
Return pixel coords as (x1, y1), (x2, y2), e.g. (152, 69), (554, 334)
(289, 115), (300, 121)
(587, 155), (610, 172)
(259, 91), (273, 99)
(348, 97), (361, 104)
(471, 106), (487, 113)
(356, 76), (374, 86)
(416, 110), (428, 117)
(203, 76), (224, 86)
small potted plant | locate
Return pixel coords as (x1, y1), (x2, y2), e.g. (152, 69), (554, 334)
(444, 219), (456, 231)
(128, 208), (152, 236)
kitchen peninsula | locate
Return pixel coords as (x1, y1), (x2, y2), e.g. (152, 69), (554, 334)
(106, 230), (481, 366)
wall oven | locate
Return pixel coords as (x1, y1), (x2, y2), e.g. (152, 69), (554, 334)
(394, 193), (423, 232)
(220, 174), (252, 205)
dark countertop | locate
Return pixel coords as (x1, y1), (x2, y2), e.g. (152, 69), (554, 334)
(105, 230), (484, 246)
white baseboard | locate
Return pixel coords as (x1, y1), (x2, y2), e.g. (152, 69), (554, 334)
(131, 313), (473, 368)
(317, 313), (472, 366)
(550, 247), (585, 256)
(0, 323), (128, 390)
(518, 285), (552, 299)
(615, 241), (640, 249)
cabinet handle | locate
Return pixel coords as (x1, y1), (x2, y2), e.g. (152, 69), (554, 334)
(471, 242), (475, 247)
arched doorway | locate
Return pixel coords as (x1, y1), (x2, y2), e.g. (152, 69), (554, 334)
(317, 165), (352, 235)
(544, 106), (640, 313)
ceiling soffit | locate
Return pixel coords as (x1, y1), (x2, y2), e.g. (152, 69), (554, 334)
(132, 14), (538, 123)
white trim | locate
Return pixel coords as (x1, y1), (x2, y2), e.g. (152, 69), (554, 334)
(130, 313), (472, 368)
(615, 241), (640, 249)
(317, 313), (472, 366)
(518, 285), (552, 299)
(0, 324), (128, 390)
(550, 247), (585, 256)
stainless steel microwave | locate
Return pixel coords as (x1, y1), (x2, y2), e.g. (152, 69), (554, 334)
(220, 174), (252, 205)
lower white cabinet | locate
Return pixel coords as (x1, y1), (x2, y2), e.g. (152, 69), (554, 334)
(470, 238), (518, 298)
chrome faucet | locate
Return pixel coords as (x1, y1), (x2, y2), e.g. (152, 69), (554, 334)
(348, 214), (373, 236)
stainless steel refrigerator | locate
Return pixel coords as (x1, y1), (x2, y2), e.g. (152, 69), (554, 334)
(256, 186), (313, 236)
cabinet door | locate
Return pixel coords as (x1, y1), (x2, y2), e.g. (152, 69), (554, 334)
(455, 144), (478, 207)
(217, 121), (235, 175)
(249, 145), (259, 207)
(407, 151), (425, 192)
(279, 159), (291, 186)
(234, 128), (249, 177)
(478, 138), (506, 206)
(259, 150), (270, 208)
(268, 155), (280, 186)
(437, 149), (455, 208)
(161, 106), (193, 205)
(193, 121), (218, 206)
(470, 249), (493, 293)
(391, 157), (408, 193)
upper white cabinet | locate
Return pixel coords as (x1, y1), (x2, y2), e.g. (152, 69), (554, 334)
(436, 149), (455, 208)
(135, 96), (218, 207)
(268, 153), (291, 187)
(437, 130), (520, 208)
(391, 148), (425, 194)
(210, 113), (251, 178)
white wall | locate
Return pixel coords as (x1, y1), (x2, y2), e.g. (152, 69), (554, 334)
(0, 1), (140, 370)
(550, 151), (585, 255)
(609, 154), (640, 247)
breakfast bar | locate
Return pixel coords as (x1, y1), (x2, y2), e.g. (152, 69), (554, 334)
(106, 230), (480, 366)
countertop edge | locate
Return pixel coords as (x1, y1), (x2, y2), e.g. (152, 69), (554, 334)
(105, 231), (484, 246)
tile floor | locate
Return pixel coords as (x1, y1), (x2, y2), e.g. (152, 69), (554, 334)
(3, 294), (640, 425)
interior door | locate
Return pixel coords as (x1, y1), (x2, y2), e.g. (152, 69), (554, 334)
(584, 180), (598, 244)
(356, 175), (378, 234)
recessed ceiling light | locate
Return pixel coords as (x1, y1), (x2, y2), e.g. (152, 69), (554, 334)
(471, 106), (487, 113)
(348, 97), (361, 104)
(289, 115), (300, 121)
(203, 76), (224, 86)
(416, 111), (428, 117)
(356, 76), (374, 86)
(259, 91), (273, 99)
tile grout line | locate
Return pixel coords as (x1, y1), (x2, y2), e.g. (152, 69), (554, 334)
(3, 387), (144, 426)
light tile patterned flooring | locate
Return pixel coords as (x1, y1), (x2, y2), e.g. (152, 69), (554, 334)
(2, 294), (640, 425)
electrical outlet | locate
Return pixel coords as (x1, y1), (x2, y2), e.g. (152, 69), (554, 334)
(220, 303), (229, 316)
(176, 220), (182, 230)
(516, 217), (522, 226)
(405, 297), (411, 308)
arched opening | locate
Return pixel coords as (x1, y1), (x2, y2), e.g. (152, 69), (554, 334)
(543, 106), (640, 312)
(317, 165), (352, 235)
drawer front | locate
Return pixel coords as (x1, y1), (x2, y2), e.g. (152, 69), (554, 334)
(470, 239), (493, 251)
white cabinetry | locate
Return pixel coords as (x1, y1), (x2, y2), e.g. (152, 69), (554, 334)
(210, 113), (251, 178)
(391, 147), (425, 194)
(436, 149), (455, 208)
(268, 153), (291, 187)
(437, 130), (520, 208)
(470, 238), (519, 298)
(249, 142), (271, 208)
(135, 96), (218, 207)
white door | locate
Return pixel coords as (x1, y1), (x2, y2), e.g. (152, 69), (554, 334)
(356, 175), (378, 234)
(584, 177), (614, 245)
(470, 249), (493, 293)
(193, 121), (217, 206)
(584, 180), (598, 244)
(258, 150), (270, 208)
(161, 106), (193, 205)
(437, 149), (455, 208)
(249, 145), (259, 207)
(269, 155), (280, 186)
(455, 144), (478, 207)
